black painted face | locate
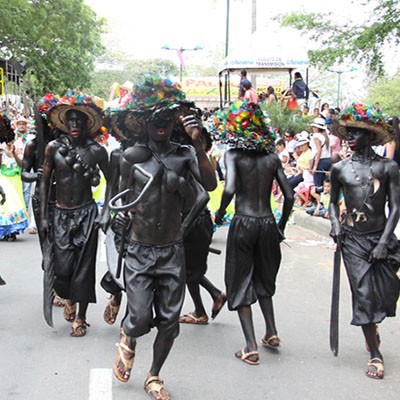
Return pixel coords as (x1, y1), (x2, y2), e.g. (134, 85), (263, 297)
(66, 110), (88, 139)
(147, 108), (176, 143)
(346, 127), (371, 151)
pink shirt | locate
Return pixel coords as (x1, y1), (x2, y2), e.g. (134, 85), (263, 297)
(329, 134), (342, 156)
(244, 88), (258, 104)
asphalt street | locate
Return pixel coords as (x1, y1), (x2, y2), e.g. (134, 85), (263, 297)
(0, 221), (399, 400)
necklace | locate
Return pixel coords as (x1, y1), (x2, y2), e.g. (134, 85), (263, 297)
(349, 154), (375, 191)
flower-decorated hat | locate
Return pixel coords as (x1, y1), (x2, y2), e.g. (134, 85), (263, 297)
(37, 93), (60, 118)
(106, 107), (148, 143)
(331, 102), (392, 145)
(218, 100), (276, 153)
(48, 89), (104, 136)
(128, 75), (186, 111)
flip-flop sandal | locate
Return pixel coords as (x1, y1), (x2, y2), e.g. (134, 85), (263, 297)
(104, 300), (121, 325)
(179, 312), (208, 325)
(114, 341), (135, 383)
(261, 335), (281, 349)
(144, 376), (171, 400)
(70, 318), (90, 337)
(63, 302), (77, 322)
(366, 357), (384, 379)
(211, 292), (227, 320)
(235, 348), (259, 365)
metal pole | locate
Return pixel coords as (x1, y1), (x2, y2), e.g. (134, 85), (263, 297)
(225, 0), (230, 57)
(337, 72), (342, 108)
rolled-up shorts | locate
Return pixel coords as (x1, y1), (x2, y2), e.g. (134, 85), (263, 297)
(122, 240), (185, 339)
(53, 201), (98, 303)
(225, 214), (281, 311)
(184, 210), (213, 284)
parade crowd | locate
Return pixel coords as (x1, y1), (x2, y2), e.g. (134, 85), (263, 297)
(1, 71), (399, 399)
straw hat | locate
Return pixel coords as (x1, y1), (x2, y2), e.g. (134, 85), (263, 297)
(13, 115), (29, 125)
(48, 90), (104, 136)
(331, 102), (392, 146)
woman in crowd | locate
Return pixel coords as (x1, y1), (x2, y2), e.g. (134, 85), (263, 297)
(309, 117), (331, 187)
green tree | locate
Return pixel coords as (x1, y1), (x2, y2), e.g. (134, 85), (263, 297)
(260, 102), (313, 136)
(365, 71), (400, 116)
(0, 0), (105, 97)
(89, 54), (179, 99)
(277, 0), (400, 77)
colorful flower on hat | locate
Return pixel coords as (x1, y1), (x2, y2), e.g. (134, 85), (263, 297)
(216, 100), (276, 152)
(336, 102), (391, 130)
(37, 93), (60, 115)
(128, 75), (186, 110)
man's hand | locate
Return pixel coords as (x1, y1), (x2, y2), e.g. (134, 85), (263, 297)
(369, 242), (388, 263)
(180, 115), (202, 144)
(215, 209), (225, 225)
(95, 211), (110, 233)
(330, 227), (343, 251)
(111, 211), (131, 235)
(36, 167), (43, 183)
(41, 218), (49, 238)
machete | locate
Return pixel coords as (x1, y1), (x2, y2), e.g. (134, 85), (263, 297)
(330, 246), (341, 356)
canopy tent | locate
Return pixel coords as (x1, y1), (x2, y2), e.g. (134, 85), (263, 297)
(218, 37), (309, 107)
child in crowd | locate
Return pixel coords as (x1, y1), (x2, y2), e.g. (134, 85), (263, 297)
(306, 178), (331, 218)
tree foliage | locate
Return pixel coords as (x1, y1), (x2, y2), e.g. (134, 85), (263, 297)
(260, 102), (313, 136)
(365, 71), (400, 116)
(0, 0), (105, 97)
(88, 51), (180, 99)
(277, 0), (400, 77)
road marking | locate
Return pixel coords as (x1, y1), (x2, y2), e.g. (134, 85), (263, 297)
(89, 368), (112, 400)
(98, 231), (106, 262)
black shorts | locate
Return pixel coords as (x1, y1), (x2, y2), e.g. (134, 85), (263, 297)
(342, 229), (400, 325)
(184, 211), (213, 284)
(225, 214), (281, 310)
(53, 201), (98, 303)
(122, 240), (185, 339)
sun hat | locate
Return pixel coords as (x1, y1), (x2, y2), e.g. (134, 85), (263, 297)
(48, 89), (104, 136)
(217, 100), (276, 153)
(13, 115), (29, 125)
(310, 117), (327, 130)
(296, 130), (309, 141)
(294, 138), (309, 148)
(331, 102), (393, 146)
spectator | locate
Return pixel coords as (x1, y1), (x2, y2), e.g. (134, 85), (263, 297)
(288, 138), (312, 190)
(238, 70), (251, 99)
(309, 117), (331, 187)
(280, 89), (298, 111)
(306, 178), (331, 218)
(284, 130), (296, 160)
(291, 72), (309, 107)
(243, 81), (258, 104)
(303, 105), (310, 117)
(266, 86), (277, 105)
(275, 138), (289, 167)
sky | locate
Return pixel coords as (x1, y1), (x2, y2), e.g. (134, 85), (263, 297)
(84, 0), (370, 62)
(84, 0), (381, 101)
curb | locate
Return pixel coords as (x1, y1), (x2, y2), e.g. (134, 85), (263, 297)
(291, 208), (331, 238)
